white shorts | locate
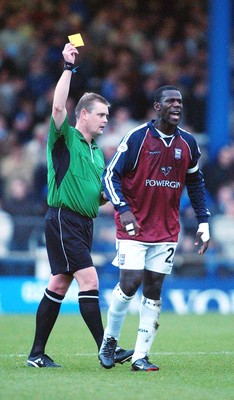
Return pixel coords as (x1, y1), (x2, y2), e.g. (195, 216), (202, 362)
(112, 240), (177, 275)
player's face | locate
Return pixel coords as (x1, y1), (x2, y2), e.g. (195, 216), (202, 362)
(86, 102), (109, 137)
(157, 90), (183, 126)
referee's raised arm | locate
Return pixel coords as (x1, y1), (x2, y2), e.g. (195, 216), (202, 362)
(52, 43), (79, 130)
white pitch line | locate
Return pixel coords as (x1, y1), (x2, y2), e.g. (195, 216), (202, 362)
(1, 351), (234, 358)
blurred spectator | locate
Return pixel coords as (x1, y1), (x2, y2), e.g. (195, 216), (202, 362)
(202, 145), (234, 199)
(3, 177), (35, 216)
(24, 120), (49, 213)
(154, 17), (177, 57)
(183, 21), (206, 58)
(12, 98), (35, 144)
(32, 164), (48, 215)
(0, 199), (13, 256)
(24, 120), (48, 167)
(216, 182), (234, 211)
(35, 86), (55, 121)
(0, 113), (8, 140)
(184, 79), (208, 133)
(0, 66), (24, 118)
(0, 14), (29, 65)
(0, 113), (10, 157)
(26, 57), (54, 101)
(3, 177), (37, 251)
(211, 196), (234, 276)
(97, 105), (137, 162)
(0, 136), (36, 198)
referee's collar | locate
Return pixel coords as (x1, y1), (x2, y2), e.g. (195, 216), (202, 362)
(80, 136), (98, 149)
(76, 129), (98, 148)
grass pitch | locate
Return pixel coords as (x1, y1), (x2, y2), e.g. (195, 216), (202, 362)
(0, 313), (233, 400)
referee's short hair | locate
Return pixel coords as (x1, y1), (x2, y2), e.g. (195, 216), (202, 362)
(154, 85), (180, 103)
(75, 92), (110, 119)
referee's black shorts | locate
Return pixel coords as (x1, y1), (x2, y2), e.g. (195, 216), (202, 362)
(45, 207), (94, 275)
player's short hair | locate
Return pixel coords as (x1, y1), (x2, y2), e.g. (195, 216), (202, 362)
(75, 92), (110, 118)
(154, 85), (180, 103)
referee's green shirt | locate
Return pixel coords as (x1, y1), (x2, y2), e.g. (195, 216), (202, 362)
(47, 116), (105, 218)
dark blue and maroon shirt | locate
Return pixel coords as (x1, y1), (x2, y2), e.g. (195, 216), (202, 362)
(102, 120), (210, 243)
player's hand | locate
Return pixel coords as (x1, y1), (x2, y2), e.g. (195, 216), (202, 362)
(194, 223), (210, 255)
(62, 43), (79, 64)
(120, 211), (140, 236)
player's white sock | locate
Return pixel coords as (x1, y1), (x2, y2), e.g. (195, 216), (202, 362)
(104, 283), (134, 340)
(132, 296), (161, 364)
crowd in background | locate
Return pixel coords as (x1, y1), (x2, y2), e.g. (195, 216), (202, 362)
(0, 0), (234, 277)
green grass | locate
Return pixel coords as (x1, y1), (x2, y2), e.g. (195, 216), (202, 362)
(0, 313), (233, 400)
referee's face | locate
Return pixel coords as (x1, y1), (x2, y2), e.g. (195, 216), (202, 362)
(86, 101), (109, 137)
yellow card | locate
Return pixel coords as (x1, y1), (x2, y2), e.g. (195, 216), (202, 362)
(68, 33), (85, 47)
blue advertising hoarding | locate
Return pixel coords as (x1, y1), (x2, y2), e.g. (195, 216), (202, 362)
(0, 273), (233, 314)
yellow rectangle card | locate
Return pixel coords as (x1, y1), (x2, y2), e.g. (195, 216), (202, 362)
(68, 33), (85, 47)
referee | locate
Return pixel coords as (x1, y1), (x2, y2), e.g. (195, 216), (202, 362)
(27, 42), (132, 368)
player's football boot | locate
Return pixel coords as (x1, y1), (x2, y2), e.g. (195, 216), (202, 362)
(27, 353), (61, 368)
(131, 356), (159, 371)
(98, 337), (117, 369)
(114, 346), (134, 364)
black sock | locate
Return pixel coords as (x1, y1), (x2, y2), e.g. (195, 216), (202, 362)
(29, 288), (64, 357)
(78, 290), (104, 350)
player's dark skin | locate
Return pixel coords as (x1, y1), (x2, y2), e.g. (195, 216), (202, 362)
(153, 89), (183, 135)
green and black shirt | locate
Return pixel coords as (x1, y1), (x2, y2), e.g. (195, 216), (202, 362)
(47, 116), (105, 218)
